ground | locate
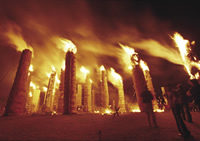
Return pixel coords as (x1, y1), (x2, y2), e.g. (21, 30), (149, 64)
(0, 111), (200, 141)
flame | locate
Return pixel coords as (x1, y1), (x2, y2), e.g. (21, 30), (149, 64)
(43, 87), (48, 92)
(29, 92), (33, 97)
(131, 104), (141, 112)
(110, 68), (123, 85)
(128, 65), (133, 70)
(61, 60), (65, 70)
(154, 109), (164, 112)
(119, 43), (139, 71)
(100, 65), (105, 71)
(46, 72), (51, 78)
(119, 43), (137, 56)
(5, 26), (33, 53)
(80, 66), (90, 82)
(51, 65), (56, 72)
(132, 109), (141, 113)
(140, 60), (149, 71)
(55, 74), (60, 84)
(80, 66), (89, 74)
(30, 81), (36, 89)
(171, 32), (200, 79)
(29, 64), (34, 72)
(102, 109), (112, 115)
(60, 38), (77, 54)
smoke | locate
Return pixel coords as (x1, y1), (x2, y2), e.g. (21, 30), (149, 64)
(0, 0), (188, 105)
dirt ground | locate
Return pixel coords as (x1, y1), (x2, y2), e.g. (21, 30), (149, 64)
(0, 111), (199, 141)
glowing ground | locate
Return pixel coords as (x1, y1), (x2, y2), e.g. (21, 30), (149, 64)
(0, 112), (200, 141)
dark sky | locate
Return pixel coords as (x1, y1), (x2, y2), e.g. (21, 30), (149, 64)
(0, 0), (199, 106)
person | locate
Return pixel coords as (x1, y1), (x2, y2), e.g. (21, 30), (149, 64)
(169, 84), (191, 138)
(141, 87), (158, 128)
(177, 84), (192, 123)
(187, 79), (200, 112)
(113, 105), (120, 118)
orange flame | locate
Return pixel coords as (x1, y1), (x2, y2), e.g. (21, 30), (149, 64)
(30, 81), (36, 89)
(29, 64), (34, 72)
(80, 66), (90, 82)
(60, 38), (77, 54)
(100, 65), (105, 71)
(119, 43), (139, 71)
(43, 87), (48, 92)
(61, 60), (65, 70)
(109, 68), (123, 85)
(5, 26), (33, 54)
(80, 66), (89, 74)
(29, 92), (33, 97)
(171, 32), (200, 79)
(140, 60), (149, 71)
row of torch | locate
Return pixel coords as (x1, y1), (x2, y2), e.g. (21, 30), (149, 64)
(4, 40), (158, 116)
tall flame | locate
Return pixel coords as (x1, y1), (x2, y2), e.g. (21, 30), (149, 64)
(119, 43), (139, 71)
(61, 60), (65, 70)
(140, 60), (149, 71)
(171, 32), (200, 79)
(60, 38), (77, 54)
(109, 68), (123, 86)
(80, 66), (89, 82)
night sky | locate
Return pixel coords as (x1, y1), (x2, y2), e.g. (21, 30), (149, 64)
(0, 0), (200, 107)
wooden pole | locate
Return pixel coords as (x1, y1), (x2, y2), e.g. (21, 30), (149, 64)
(4, 49), (32, 116)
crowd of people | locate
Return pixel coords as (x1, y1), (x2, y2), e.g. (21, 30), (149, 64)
(140, 79), (200, 138)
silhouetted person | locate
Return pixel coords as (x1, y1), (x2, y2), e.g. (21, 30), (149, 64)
(188, 79), (200, 112)
(169, 84), (191, 138)
(177, 84), (192, 123)
(113, 106), (120, 118)
(141, 87), (158, 128)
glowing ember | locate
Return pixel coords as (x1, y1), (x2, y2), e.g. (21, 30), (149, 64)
(60, 38), (77, 54)
(140, 60), (149, 71)
(154, 109), (165, 112)
(103, 109), (112, 115)
(132, 109), (141, 113)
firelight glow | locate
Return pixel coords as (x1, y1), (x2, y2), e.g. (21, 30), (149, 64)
(60, 38), (77, 54)
(119, 43), (139, 72)
(140, 60), (149, 71)
(110, 68), (123, 85)
(29, 64), (34, 72)
(100, 65), (105, 71)
(172, 32), (200, 79)
(30, 81), (36, 89)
